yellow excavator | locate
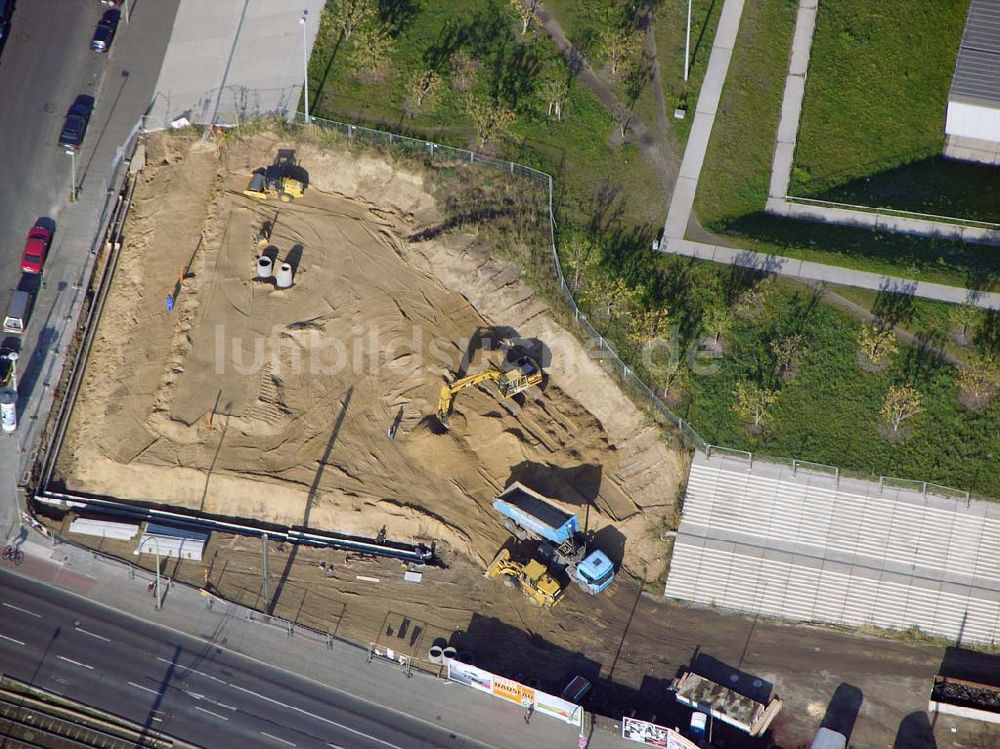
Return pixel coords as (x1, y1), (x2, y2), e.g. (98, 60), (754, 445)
(436, 354), (542, 429)
(244, 150), (305, 202)
(485, 548), (564, 607)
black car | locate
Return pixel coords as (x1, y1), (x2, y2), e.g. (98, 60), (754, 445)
(91, 9), (120, 53)
(58, 95), (94, 150)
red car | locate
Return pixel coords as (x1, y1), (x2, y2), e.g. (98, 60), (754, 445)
(20, 225), (52, 274)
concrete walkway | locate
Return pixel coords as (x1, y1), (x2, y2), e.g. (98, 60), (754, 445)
(659, 0), (1000, 310)
(663, 0), (747, 240)
(765, 0), (1000, 247)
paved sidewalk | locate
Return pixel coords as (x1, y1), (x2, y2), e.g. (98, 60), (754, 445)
(663, 0), (747, 240)
(8, 531), (632, 749)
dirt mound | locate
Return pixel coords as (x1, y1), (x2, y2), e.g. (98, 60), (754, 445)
(56, 132), (688, 579)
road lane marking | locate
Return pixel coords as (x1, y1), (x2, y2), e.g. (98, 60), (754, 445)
(128, 681), (159, 695)
(57, 656), (94, 670)
(0, 634), (25, 646)
(230, 684), (403, 749)
(75, 627), (111, 642)
(195, 706), (230, 721)
(155, 656), (225, 683)
(3, 603), (41, 618)
(260, 732), (296, 746)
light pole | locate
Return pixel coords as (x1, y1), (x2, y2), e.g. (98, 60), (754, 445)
(684, 0), (692, 82)
(148, 535), (163, 609)
(299, 10), (309, 124)
(123, 0), (129, 24)
(65, 149), (77, 202)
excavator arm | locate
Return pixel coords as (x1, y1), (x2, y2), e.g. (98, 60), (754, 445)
(437, 369), (504, 426)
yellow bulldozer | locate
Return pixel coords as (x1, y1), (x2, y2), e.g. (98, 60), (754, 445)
(244, 150), (305, 202)
(436, 354), (542, 430)
(485, 548), (564, 607)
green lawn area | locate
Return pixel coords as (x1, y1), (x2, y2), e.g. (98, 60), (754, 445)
(789, 0), (1000, 222)
(564, 235), (1000, 497)
(307, 0), (663, 227)
(691, 0), (1000, 287)
(542, 0), (723, 145)
(792, 0), (966, 193)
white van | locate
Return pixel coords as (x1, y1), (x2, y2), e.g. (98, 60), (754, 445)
(3, 290), (31, 334)
(811, 727), (848, 749)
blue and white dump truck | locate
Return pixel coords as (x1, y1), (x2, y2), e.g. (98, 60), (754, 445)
(492, 481), (616, 594)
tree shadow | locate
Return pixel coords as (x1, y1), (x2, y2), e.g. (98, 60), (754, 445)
(873, 279), (917, 326)
(379, 0), (421, 35)
(489, 35), (543, 109)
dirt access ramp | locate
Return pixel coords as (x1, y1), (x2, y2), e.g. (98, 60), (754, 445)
(53, 130), (688, 579)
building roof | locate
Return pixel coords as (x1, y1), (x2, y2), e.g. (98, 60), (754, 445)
(664, 452), (1000, 645)
(951, 0), (1000, 104)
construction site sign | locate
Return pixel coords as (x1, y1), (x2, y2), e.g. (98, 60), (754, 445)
(622, 717), (698, 749)
(446, 662), (582, 727)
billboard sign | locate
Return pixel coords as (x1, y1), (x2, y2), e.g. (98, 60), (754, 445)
(622, 717), (698, 749)
(446, 661), (493, 695)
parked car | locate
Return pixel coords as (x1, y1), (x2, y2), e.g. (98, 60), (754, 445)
(91, 9), (120, 53)
(20, 225), (52, 274)
(58, 95), (94, 150)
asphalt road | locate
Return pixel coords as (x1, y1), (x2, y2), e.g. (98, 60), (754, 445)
(0, 568), (490, 749)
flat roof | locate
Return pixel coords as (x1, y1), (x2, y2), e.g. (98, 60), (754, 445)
(950, 0), (1000, 104)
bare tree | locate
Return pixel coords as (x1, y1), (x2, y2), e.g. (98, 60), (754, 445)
(330, 0), (377, 40)
(563, 230), (600, 291)
(407, 70), (443, 111)
(856, 322), (898, 371)
(771, 333), (805, 380)
(538, 76), (569, 121)
(949, 300), (980, 345)
(509, 0), (538, 35)
(702, 303), (733, 353)
(733, 279), (773, 319)
(449, 50), (482, 92)
(465, 94), (517, 149)
(733, 382), (778, 435)
(627, 306), (671, 348)
(880, 384), (923, 437)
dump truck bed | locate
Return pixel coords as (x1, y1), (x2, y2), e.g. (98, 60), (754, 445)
(493, 481), (578, 544)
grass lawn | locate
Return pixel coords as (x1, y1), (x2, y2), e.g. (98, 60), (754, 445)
(791, 0), (967, 192)
(542, 0), (723, 145)
(307, 0), (664, 228)
(692, 0), (1000, 287)
(563, 234), (1000, 497)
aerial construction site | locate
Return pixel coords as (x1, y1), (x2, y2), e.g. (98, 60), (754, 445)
(39, 129), (693, 717)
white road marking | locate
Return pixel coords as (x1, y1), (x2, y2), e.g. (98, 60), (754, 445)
(3, 603), (41, 618)
(184, 690), (205, 701)
(156, 656), (226, 683)
(327, 744), (346, 749)
(0, 634), (25, 646)
(128, 681), (159, 695)
(260, 731), (296, 746)
(230, 684), (403, 749)
(75, 627), (111, 642)
(195, 706), (230, 721)
(57, 656), (94, 670)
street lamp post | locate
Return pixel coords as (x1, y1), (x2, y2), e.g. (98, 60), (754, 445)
(65, 149), (77, 202)
(299, 11), (309, 124)
(684, 0), (692, 82)
(123, 0), (129, 24)
(148, 536), (163, 609)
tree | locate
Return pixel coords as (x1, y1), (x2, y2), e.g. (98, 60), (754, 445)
(563, 230), (600, 291)
(509, 0), (537, 35)
(626, 306), (670, 348)
(465, 94), (517, 149)
(330, 0), (377, 40)
(733, 279), (773, 319)
(949, 300), (980, 345)
(349, 20), (394, 73)
(771, 333), (805, 380)
(538, 76), (569, 121)
(582, 276), (640, 320)
(702, 303), (733, 352)
(598, 28), (642, 79)
(880, 384), (923, 436)
(732, 382), (778, 434)
(956, 353), (1000, 410)
(449, 50), (481, 92)
(407, 70), (443, 111)
(856, 322), (898, 370)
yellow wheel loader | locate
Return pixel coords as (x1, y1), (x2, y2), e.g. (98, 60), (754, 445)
(243, 150), (306, 202)
(485, 548), (564, 607)
(436, 354), (542, 429)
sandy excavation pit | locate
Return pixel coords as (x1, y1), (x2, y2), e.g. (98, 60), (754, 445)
(54, 131), (688, 579)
